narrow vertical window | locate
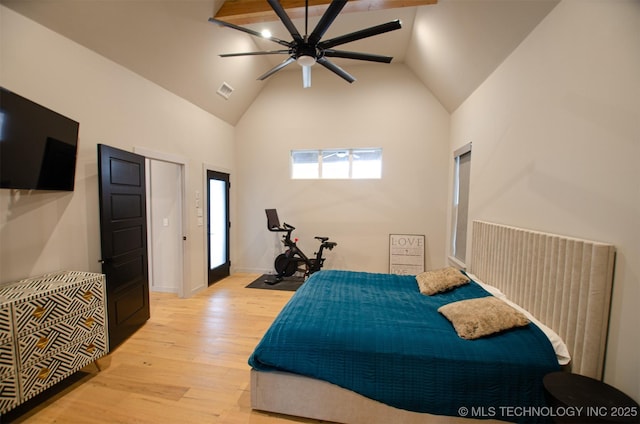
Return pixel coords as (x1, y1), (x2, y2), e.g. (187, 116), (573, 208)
(450, 143), (471, 266)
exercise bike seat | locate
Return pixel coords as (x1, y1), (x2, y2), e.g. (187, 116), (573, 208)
(315, 236), (329, 242)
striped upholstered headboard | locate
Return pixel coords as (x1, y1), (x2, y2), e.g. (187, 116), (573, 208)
(470, 221), (616, 380)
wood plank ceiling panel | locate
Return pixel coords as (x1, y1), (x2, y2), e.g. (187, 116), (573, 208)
(214, 0), (437, 25)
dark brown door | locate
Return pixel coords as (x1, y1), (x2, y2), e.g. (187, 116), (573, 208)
(98, 144), (150, 349)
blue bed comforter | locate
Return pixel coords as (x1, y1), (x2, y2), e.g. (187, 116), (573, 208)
(249, 270), (559, 421)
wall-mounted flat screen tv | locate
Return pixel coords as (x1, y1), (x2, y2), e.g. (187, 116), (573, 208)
(0, 87), (80, 191)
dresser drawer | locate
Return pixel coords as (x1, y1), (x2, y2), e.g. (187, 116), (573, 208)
(20, 333), (107, 402)
(14, 279), (104, 334)
(0, 305), (12, 343)
(0, 372), (19, 415)
(17, 307), (106, 369)
(0, 340), (16, 377)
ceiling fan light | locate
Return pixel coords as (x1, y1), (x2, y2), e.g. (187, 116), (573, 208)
(302, 65), (311, 88)
(297, 55), (316, 67)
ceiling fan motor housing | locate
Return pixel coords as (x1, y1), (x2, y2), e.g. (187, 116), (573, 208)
(295, 44), (319, 65)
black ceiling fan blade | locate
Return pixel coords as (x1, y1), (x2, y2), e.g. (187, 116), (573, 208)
(323, 49), (393, 63)
(208, 17), (292, 48)
(267, 0), (303, 44)
(318, 20), (402, 50)
(308, 0), (348, 45)
(257, 56), (296, 81)
(221, 50), (291, 57)
(316, 57), (356, 84)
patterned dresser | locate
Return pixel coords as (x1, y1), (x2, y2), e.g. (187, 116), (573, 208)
(0, 271), (109, 414)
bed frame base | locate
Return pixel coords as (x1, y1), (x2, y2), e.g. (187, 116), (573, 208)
(251, 369), (504, 423)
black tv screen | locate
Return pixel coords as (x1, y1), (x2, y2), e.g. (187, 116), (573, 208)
(0, 87), (79, 191)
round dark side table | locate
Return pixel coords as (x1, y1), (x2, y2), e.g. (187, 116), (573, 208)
(543, 371), (639, 424)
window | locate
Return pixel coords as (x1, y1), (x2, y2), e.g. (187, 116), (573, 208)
(291, 148), (382, 179)
(291, 150), (319, 179)
(322, 149), (350, 179)
(351, 149), (383, 179)
(450, 143), (471, 266)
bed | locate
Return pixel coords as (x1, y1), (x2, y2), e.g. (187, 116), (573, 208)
(249, 221), (616, 423)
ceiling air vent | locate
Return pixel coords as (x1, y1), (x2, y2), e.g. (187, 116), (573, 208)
(216, 82), (234, 100)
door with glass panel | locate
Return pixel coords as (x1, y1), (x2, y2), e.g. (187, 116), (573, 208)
(207, 170), (230, 285)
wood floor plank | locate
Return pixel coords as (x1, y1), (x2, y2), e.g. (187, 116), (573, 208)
(2, 273), (326, 423)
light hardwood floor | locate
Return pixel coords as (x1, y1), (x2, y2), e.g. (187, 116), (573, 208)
(3, 273), (326, 424)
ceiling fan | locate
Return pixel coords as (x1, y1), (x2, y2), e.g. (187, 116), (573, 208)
(208, 0), (402, 88)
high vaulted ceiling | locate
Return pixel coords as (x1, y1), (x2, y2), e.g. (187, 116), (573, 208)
(2, 0), (559, 125)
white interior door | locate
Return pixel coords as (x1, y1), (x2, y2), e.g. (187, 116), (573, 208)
(148, 159), (184, 294)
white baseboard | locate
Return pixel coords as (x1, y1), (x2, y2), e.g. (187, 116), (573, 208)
(232, 267), (273, 275)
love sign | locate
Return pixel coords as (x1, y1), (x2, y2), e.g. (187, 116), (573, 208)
(389, 234), (425, 275)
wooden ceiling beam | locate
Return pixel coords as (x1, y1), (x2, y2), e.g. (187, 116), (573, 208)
(214, 0), (437, 25)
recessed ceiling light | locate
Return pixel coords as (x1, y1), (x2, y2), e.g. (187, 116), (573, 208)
(261, 29), (272, 38)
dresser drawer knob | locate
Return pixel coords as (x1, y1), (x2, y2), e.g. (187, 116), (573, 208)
(36, 336), (49, 350)
(32, 306), (46, 319)
(86, 343), (96, 354)
(37, 367), (51, 380)
(85, 317), (95, 327)
(83, 291), (94, 301)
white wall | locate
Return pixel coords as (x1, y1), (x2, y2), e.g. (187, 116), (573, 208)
(0, 6), (235, 295)
(450, 0), (639, 401)
(234, 64), (450, 275)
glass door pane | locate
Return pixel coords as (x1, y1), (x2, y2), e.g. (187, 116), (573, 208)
(207, 170), (230, 285)
(209, 179), (226, 268)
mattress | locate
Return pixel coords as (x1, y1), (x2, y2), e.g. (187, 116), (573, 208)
(249, 270), (560, 422)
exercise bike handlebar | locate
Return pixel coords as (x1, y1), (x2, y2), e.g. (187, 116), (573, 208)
(268, 222), (295, 232)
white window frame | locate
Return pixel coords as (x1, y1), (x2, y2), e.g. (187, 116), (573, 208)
(291, 148), (382, 180)
(449, 142), (472, 268)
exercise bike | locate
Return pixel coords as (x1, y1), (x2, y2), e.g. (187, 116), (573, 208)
(265, 209), (337, 283)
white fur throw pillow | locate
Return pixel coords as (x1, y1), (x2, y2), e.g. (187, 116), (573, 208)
(415, 267), (470, 295)
(438, 296), (530, 340)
